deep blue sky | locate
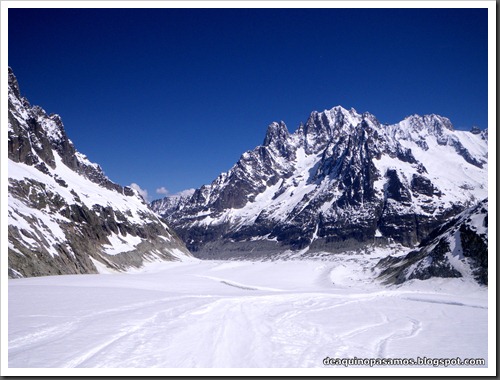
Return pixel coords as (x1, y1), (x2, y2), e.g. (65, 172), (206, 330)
(8, 7), (488, 200)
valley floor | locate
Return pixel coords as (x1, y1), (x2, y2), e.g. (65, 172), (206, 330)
(7, 252), (489, 373)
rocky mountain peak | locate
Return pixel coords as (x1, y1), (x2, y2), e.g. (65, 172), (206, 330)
(8, 66), (21, 98)
(402, 113), (454, 134)
(263, 121), (289, 146)
(470, 126), (481, 134)
(7, 71), (136, 194)
(302, 106), (359, 154)
(155, 104), (487, 262)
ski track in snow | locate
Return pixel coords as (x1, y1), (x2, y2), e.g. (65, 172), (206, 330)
(8, 259), (488, 368)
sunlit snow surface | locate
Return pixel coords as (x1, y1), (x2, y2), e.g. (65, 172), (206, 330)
(9, 252), (487, 369)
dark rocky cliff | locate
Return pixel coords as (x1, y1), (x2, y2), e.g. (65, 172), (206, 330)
(376, 198), (488, 285)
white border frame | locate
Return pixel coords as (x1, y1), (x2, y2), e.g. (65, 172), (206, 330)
(1, 1), (496, 376)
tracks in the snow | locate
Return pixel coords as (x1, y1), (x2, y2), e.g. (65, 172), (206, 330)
(8, 265), (487, 368)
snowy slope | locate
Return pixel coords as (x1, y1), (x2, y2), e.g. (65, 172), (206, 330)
(7, 68), (192, 278)
(376, 198), (488, 285)
(153, 106), (487, 257)
(8, 258), (488, 370)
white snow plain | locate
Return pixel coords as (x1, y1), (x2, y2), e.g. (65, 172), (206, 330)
(7, 252), (490, 375)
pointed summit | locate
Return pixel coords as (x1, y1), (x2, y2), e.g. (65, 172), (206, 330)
(302, 106), (363, 154)
(8, 67), (21, 99)
(263, 121), (289, 146)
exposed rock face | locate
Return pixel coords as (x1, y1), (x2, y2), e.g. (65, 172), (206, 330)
(152, 106), (487, 259)
(8, 68), (193, 278)
(376, 198), (488, 285)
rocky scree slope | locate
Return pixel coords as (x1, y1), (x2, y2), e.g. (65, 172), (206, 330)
(153, 106), (487, 259)
(7, 68), (192, 278)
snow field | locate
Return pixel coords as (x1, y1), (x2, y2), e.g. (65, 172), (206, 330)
(8, 255), (488, 371)
(8, 154), (151, 227)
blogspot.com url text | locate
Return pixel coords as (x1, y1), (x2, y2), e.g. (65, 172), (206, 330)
(323, 356), (486, 367)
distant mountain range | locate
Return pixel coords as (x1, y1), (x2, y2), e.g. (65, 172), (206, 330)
(7, 68), (192, 278)
(152, 105), (487, 255)
(152, 104), (488, 283)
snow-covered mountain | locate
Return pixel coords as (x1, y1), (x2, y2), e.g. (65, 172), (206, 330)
(376, 198), (488, 285)
(151, 189), (195, 216)
(7, 68), (193, 278)
(153, 106), (487, 259)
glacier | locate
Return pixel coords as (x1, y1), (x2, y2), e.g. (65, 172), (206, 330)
(8, 254), (489, 373)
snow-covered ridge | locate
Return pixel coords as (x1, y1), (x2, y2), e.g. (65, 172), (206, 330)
(7, 67), (193, 278)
